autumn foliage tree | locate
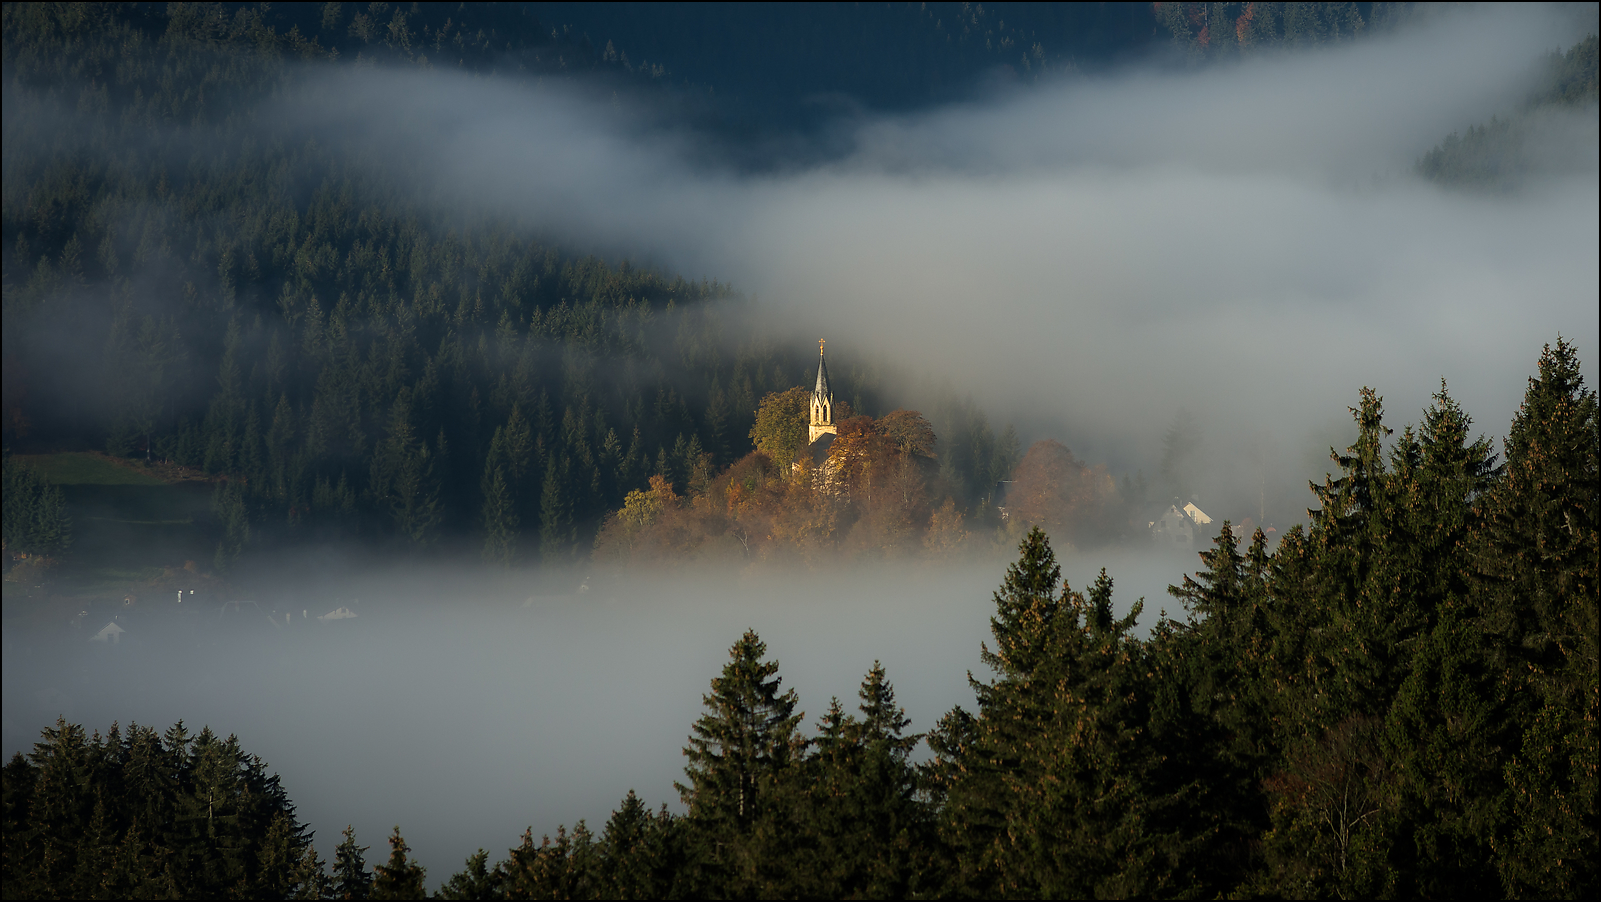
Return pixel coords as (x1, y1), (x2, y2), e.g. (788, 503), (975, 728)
(1006, 440), (1124, 548)
(748, 387), (812, 473)
(596, 402), (949, 563)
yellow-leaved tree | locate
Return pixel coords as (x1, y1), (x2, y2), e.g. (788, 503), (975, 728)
(748, 387), (811, 473)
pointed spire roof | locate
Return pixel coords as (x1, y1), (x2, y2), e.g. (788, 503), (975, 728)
(813, 340), (832, 401)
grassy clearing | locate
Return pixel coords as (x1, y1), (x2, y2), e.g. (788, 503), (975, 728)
(13, 452), (168, 486)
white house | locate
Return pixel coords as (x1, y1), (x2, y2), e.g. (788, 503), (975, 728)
(1150, 501), (1215, 550)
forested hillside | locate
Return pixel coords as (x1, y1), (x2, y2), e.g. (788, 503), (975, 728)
(6, 341), (1595, 898)
(8, 3), (1589, 571)
(1419, 33), (1599, 187)
(0, 3), (1028, 566)
(4, 7), (1596, 897)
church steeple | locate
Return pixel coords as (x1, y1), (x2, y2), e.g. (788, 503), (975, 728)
(810, 340), (836, 444)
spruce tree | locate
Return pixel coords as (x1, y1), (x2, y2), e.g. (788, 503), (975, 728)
(937, 530), (1201, 897)
(498, 823), (600, 898)
(370, 393), (442, 545)
(1305, 388), (1407, 724)
(786, 664), (931, 898)
(599, 791), (654, 897)
(676, 629), (803, 896)
(480, 463), (517, 565)
(332, 825), (372, 900)
(1162, 523), (1277, 893)
(370, 826), (427, 899)
(1168, 521), (1280, 764)
(290, 840), (330, 900)
(539, 453), (573, 559)
(3, 718), (311, 898)
(846, 665), (929, 897)
(1260, 390), (1408, 896)
(1, 456), (72, 557)
(437, 849), (500, 900)
(1476, 339), (1599, 896)
(1379, 384), (1506, 897)
(212, 481), (250, 573)
(981, 525), (1063, 680)
(255, 812), (307, 899)
(597, 790), (683, 899)
(1003, 571), (1182, 899)
(932, 527), (1066, 894)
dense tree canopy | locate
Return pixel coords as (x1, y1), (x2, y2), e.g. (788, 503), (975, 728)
(1, 2), (1031, 569)
(8, 340), (1594, 899)
(3, 4), (1596, 898)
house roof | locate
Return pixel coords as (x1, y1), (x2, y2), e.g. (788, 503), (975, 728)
(807, 431), (836, 465)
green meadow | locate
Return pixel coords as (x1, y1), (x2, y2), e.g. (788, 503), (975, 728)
(13, 452), (168, 486)
(8, 454), (215, 582)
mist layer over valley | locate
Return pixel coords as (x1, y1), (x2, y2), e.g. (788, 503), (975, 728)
(2, 553), (1185, 879)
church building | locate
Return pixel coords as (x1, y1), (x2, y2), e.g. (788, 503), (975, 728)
(804, 341), (838, 471)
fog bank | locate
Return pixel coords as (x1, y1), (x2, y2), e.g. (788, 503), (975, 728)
(3, 552), (1187, 882)
(269, 3), (1597, 521)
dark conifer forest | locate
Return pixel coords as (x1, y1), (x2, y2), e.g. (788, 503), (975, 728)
(5, 340), (1597, 897)
(3, 2), (1597, 899)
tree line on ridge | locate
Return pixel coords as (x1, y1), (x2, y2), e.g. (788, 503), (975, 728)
(6, 340), (1594, 898)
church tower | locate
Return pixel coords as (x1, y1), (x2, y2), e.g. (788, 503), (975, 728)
(809, 340), (837, 444)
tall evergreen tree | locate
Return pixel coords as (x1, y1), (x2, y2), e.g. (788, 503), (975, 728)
(539, 453), (574, 559)
(676, 630), (804, 897)
(791, 664), (931, 898)
(935, 529), (1212, 896)
(0, 456), (70, 557)
(1377, 384), (1507, 896)
(929, 526), (1064, 894)
(1164, 522), (1276, 887)
(437, 849), (501, 900)
(480, 462), (517, 565)
(596, 790), (684, 899)
(1475, 339), (1599, 897)
(332, 825), (373, 901)
(371, 394), (442, 545)
(370, 827), (426, 900)
(497, 823), (600, 899)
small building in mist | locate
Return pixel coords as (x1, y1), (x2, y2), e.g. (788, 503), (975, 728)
(90, 621), (125, 644)
(1150, 501), (1213, 549)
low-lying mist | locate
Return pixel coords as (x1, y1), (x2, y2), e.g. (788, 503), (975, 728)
(259, 3), (1598, 524)
(1, 548), (1191, 881)
(5, 2), (1598, 887)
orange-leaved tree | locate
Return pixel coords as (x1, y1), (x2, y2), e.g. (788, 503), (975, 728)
(1008, 440), (1121, 548)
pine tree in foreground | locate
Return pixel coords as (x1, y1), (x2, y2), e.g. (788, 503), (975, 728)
(676, 629), (803, 896)
(1477, 338), (1599, 897)
(370, 827), (427, 899)
(332, 825), (373, 900)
